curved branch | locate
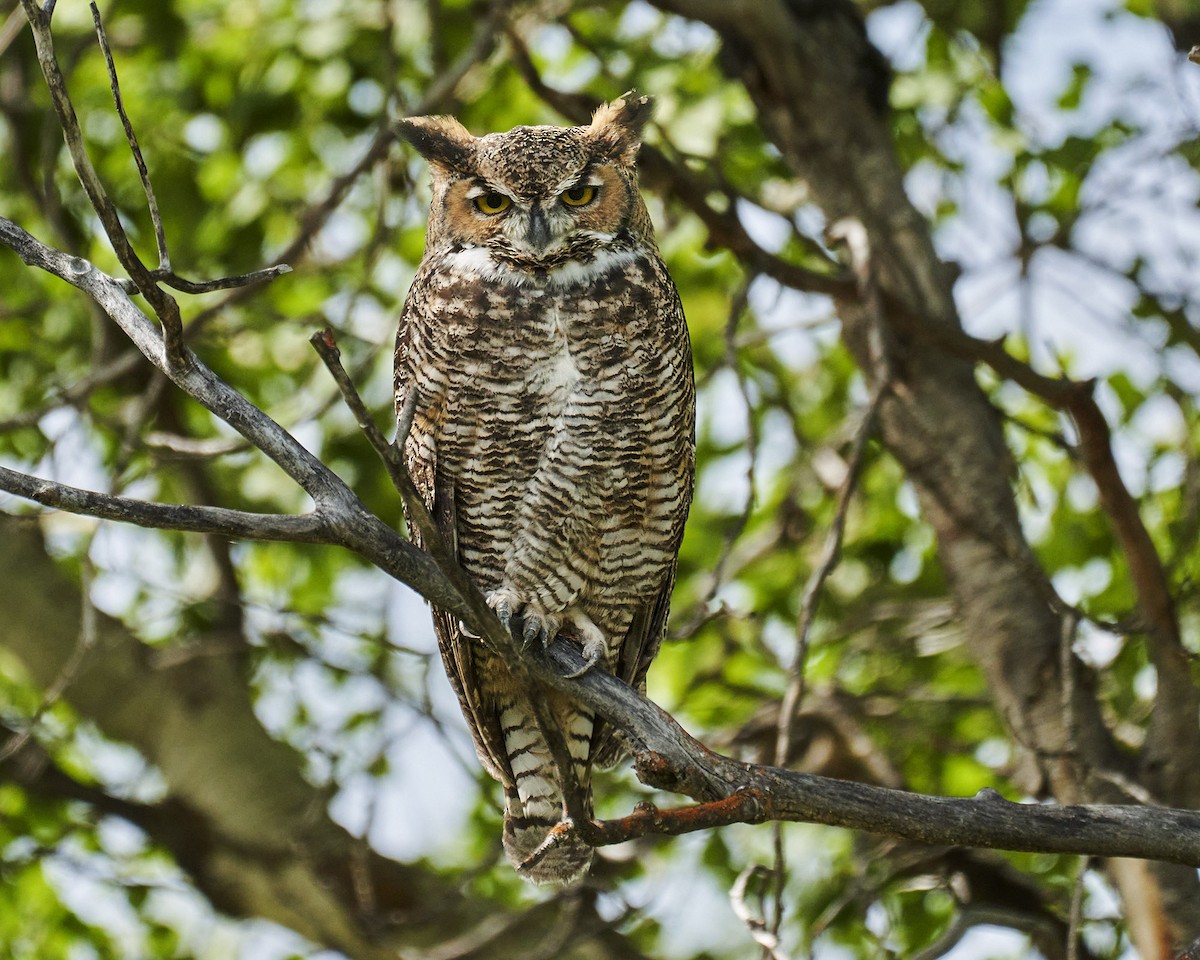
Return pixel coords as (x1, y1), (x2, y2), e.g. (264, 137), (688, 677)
(526, 643), (1200, 867)
(0, 466), (331, 543)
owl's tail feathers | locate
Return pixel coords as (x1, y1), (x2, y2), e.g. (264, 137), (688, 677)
(503, 802), (594, 885)
(498, 696), (598, 883)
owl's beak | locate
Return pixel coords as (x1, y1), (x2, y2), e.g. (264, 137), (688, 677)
(526, 207), (551, 252)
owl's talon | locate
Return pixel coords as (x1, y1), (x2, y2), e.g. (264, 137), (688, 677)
(562, 643), (604, 679)
(520, 607), (560, 649)
(458, 619), (481, 640)
(561, 611), (607, 679)
(486, 589), (520, 636)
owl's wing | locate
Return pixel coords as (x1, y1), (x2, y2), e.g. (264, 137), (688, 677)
(593, 274), (694, 768)
(590, 562), (678, 768)
(395, 277), (513, 785)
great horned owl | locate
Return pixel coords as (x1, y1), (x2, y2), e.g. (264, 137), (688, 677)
(393, 94), (695, 884)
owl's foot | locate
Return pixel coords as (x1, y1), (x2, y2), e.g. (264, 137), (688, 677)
(561, 607), (607, 679)
(486, 589), (562, 649)
(485, 591), (608, 676)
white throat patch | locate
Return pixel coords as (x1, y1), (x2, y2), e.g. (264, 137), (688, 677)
(445, 246), (638, 289)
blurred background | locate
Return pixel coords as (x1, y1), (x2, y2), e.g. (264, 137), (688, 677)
(2, 0), (1200, 957)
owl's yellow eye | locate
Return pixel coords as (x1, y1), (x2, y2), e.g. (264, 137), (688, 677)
(561, 185), (597, 207)
(473, 192), (512, 215)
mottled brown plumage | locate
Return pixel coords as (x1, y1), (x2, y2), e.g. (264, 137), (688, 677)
(394, 94), (694, 883)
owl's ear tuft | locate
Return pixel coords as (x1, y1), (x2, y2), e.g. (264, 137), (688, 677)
(588, 91), (653, 163)
(397, 116), (477, 173)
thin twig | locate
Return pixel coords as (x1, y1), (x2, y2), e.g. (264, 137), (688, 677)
(0, 464), (332, 542)
(142, 432), (251, 458)
(115, 263), (292, 294)
(1060, 609), (1081, 774)
(773, 380), (885, 767)
(19, 0), (185, 364)
(767, 218), (892, 940)
(677, 281), (758, 634)
(730, 865), (791, 960)
(309, 329), (406, 482)
(175, 8), (495, 342)
(0, 5), (25, 57)
(1066, 856), (1088, 960)
(91, 2), (168, 270)
(307, 328), (447, 560)
(94, 0), (293, 299)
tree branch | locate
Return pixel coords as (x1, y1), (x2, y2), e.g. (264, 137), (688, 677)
(19, 0), (184, 364)
(0, 465), (331, 542)
(90, 1), (167, 271)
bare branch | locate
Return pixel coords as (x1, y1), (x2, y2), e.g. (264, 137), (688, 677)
(309, 328), (409, 492)
(520, 642), (1200, 867)
(0, 465), (331, 542)
(19, 0), (184, 363)
(1066, 857), (1088, 960)
(777, 222), (893, 758)
(142, 432), (251, 458)
(90, 2), (168, 270)
(730, 865), (791, 960)
(115, 263), (293, 295)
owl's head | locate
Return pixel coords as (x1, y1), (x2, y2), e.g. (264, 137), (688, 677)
(398, 94), (655, 271)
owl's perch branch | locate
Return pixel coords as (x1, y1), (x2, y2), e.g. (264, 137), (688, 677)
(534, 643), (1200, 866)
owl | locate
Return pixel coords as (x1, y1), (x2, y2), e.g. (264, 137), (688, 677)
(393, 94), (695, 884)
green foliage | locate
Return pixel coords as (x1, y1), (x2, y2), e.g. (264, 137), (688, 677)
(2, 0), (1198, 957)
